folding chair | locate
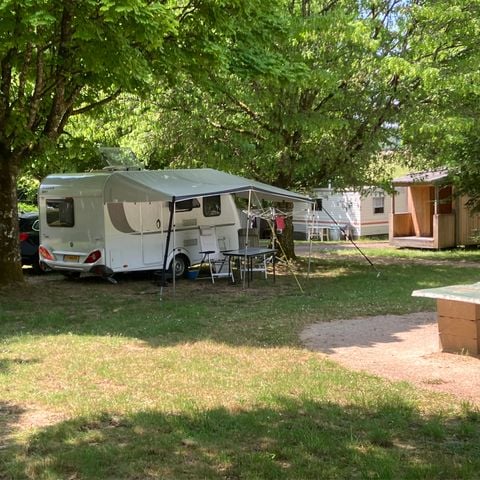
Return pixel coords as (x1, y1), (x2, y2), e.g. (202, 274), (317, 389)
(199, 226), (234, 283)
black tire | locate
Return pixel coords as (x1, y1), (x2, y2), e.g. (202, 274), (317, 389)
(170, 255), (188, 278)
(31, 255), (45, 274)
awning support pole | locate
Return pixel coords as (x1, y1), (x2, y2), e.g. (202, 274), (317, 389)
(172, 202), (176, 298)
(160, 195), (176, 296)
(307, 202), (314, 278)
(323, 205), (380, 277)
(243, 189), (252, 289)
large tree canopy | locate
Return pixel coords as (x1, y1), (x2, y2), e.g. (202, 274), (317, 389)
(85, 0), (421, 189)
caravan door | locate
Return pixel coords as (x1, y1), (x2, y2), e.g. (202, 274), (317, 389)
(141, 201), (164, 265)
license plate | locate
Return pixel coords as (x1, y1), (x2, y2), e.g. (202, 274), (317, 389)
(64, 255), (79, 262)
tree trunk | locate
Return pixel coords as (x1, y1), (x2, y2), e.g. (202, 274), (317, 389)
(0, 150), (24, 285)
(282, 214), (295, 259)
(276, 202), (296, 260)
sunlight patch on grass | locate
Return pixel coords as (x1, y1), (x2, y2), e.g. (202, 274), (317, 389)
(2, 335), (336, 416)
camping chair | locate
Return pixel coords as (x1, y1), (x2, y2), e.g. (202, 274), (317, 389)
(199, 226), (234, 283)
(237, 228), (269, 280)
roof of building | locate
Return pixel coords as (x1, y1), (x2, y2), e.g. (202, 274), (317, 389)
(392, 168), (450, 186)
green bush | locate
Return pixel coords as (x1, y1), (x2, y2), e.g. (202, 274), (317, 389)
(17, 175), (40, 209)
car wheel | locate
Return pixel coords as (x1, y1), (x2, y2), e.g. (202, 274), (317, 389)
(170, 255), (188, 278)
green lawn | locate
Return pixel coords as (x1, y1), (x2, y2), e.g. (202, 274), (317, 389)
(316, 243), (480, 263)
(1, 249), (479, 479)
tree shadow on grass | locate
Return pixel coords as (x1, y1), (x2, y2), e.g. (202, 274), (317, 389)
(0, 358), (39, 374)
(2, 397), (480, 479)
(0, 401), (26, 451)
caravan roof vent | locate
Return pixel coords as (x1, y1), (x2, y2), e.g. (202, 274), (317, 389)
(98, 147), (143, 171)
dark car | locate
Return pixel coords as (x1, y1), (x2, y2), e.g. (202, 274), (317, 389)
(19, 211), (43, 273)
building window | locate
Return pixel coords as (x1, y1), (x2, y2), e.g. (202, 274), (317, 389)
(373, 194), (385, 214)
(315, 198), (323, 211)
(203, 195), (221, 217)
(46, 198), (75, 227)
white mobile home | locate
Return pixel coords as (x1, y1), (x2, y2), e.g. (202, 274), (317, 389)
(293, 187), (407, 240)
(38, 168), (310, 278)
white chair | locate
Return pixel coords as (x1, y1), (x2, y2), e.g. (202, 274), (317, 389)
(199, 227), (234, 283)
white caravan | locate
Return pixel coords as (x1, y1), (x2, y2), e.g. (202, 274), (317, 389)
(38, 168), (310, 278)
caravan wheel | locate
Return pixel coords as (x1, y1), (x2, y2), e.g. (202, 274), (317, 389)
(170, 255), (188, 278)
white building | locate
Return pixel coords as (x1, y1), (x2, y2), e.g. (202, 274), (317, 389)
(293, 186), (407, 240)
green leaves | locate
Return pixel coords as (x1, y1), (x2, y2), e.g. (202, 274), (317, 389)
(399, 0), (480, 207)
(0, 0), (183, 166)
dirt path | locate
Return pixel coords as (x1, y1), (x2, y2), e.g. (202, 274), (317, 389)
(300, 312), (480, 405)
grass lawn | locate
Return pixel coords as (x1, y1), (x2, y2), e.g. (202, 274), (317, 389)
(1, 247), (480, 479)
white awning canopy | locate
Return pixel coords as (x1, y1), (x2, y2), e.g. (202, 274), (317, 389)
(103, 168), (311, 204)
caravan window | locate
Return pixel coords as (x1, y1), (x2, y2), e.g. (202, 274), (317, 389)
(169, 198), (200, 213)
(46, 198), (75, 227)
(203, 195), (221, 217)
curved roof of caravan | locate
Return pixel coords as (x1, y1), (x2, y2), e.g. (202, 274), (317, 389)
(40, 168), (311, 203)
(39, 172), (111, 196)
